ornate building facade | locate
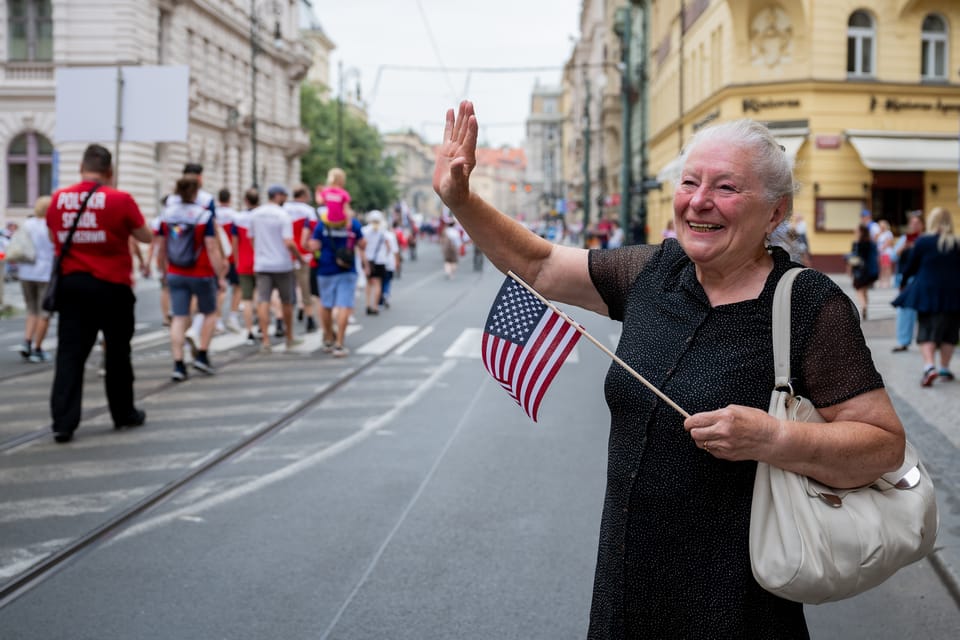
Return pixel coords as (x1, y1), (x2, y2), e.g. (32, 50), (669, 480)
(641, 0), (960, 266)
(1, 0), (313, 222)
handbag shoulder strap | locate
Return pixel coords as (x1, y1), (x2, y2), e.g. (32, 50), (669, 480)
(772, 267), (807, 389)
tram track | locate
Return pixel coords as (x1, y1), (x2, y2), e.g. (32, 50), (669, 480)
(0, 276), (478, 609)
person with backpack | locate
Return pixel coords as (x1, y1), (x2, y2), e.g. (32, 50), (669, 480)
(157, 176), (226, 381)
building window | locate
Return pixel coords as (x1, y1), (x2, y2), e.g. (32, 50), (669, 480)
(8, 0), (53, 61)
(7, 132), (54, 207)
(921, 14), (948, 82)
(846, 10), (875, 78)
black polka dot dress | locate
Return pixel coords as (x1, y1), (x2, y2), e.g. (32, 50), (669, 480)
(585, 241), (884, 639)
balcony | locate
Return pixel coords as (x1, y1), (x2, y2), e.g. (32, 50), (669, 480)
(3, 62), (55, 83)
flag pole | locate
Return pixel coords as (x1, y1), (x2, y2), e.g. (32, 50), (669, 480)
(507, 271), (691, 419)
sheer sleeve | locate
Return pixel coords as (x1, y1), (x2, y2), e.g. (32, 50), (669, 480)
(794, 272), (884, 407)
(589, 243), (665, 321)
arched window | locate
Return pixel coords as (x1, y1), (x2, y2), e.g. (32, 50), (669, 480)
(847, 10), (875, 78)
(921, 14), (948, 82)
(7, 0), (53, 61)
(7, 132), (54, 207)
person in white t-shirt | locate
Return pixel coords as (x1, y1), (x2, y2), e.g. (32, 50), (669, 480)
(17, 195), (56, 362)
(249, 185), (308, 352)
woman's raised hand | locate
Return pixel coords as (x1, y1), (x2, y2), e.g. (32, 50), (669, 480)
(433, 101), (478, 210)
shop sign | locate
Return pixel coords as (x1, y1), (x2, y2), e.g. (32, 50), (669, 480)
(742, 97), (800, 113)
(870, 95), (960, 114)
(692, 109), (721, 131)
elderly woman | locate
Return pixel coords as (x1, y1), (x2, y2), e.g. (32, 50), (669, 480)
(433, 102), (905, 638)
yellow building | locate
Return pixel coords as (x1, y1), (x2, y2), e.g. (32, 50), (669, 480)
(645, 0), (960, 270)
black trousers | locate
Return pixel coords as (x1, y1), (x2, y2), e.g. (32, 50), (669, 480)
(51, 272), (137, 434)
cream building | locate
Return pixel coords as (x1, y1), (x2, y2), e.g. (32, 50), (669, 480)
(643, 0), (960, 268)
(1, 0), (313, 223)
(525, 82), (565, 217)
(382, 129), (441, 218)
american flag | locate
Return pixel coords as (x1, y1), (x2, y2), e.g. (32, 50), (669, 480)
(481, 276), (582, 422)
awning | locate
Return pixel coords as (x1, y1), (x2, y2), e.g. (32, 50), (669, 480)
(654, 132), (807, 184)
(846, 130), (959, 171)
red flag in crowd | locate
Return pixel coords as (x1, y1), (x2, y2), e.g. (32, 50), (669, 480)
(481, 275), (582, 422)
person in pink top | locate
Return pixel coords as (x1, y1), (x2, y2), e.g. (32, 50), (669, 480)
(315, 167), (354, 227)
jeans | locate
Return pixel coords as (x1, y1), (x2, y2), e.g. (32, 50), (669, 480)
(894, 273), (917, 347)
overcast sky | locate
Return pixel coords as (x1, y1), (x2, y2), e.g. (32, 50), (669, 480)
(311, 0), (582, 148)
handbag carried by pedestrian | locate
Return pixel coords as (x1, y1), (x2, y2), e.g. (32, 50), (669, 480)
(749, 267), (939, 604)
(42, 184), (101, 313)
(5, 224), (36, 264)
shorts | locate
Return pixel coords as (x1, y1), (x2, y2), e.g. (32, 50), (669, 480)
(168, 274), (218, 316)
(239, 274), (255, 301)
(917, 312), (960, 345)
(367, 263), (387, 280)
(295, 264), (313, 303)
(226, 262), (239, 286)
(318, 271), (358, 309)
(256, 271), (295, 304)
(20, 279), (50, 317)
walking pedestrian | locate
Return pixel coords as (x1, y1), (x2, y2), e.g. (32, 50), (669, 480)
(433, 102), (905, 637)
(440, 215), (462, 279)
(848, 223), (879, 320)
(893, 206), (960, 386)
(46, 144), (153, 443)
(362, 210), (390, 315)
(157, 176), (226, 381)
(216, 188), (243, 333)
(250, 185), (307, 352)
(17, 195), (55, 362)
(891, 211), (924, 352)
(284, 184), (319, 333)
(309, 185), (367, 358)
(231, 188), (259, 344)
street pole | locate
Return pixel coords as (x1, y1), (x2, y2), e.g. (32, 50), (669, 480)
(582, 75), (591, 249)
(336, 60), (343, 167)
(619, 5), (633, 236)
(249, 0), (258, 189)
(637, 0), (650, 244)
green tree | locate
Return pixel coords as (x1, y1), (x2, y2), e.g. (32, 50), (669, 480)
(300, 83), (397, 212)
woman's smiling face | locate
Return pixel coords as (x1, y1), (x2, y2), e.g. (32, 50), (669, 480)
(673, 138), (784, 270)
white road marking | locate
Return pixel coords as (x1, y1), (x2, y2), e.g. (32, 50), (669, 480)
(0, 487), (159, 523)
(394, 325), (433, 355)
(357, 325), (420, 355)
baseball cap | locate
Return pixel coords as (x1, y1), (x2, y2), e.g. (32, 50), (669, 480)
(367, 210), (384, 223)
(267, 184), (289, 198)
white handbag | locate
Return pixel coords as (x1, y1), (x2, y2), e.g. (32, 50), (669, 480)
(5, 225), (36, 264)
(749, 267), (939, 604)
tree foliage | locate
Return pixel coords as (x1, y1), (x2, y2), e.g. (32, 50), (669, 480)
(300, 83), (398, 212)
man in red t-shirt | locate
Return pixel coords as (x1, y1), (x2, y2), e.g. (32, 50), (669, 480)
(231, 188), (259, 343)
(45, 144), (153, 443)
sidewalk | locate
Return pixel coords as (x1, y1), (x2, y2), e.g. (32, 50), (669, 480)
(829, 274), (960, 601)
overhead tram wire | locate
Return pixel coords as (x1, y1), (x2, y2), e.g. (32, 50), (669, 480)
(415, 0), (458, 101)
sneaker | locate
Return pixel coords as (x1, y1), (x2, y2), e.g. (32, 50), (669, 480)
(891, 345), (909, 353)
(226, 316), (243, 333)
(19, 340), (31, 360)
(938, 369), (955, 381)
(172, 363), (188, 382)
(215, 320), (226, 335)
(114, 408), (146, 430)
(921, 367), (938, 387)
(53, 431), (74, 444)
(332, 345), (349, 358)
(193, 355), (216, 375)
(285, 337), (304, 350)
(322, 340), (335, 353)
(246, 333), (257, 346)
(29, 348), (51, 363)
(259, 342), (273, 354)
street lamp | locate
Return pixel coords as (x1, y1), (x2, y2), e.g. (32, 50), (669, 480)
(249, 0), (282, 189)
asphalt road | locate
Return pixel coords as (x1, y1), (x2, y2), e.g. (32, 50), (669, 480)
(0, 246), (956, 638)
